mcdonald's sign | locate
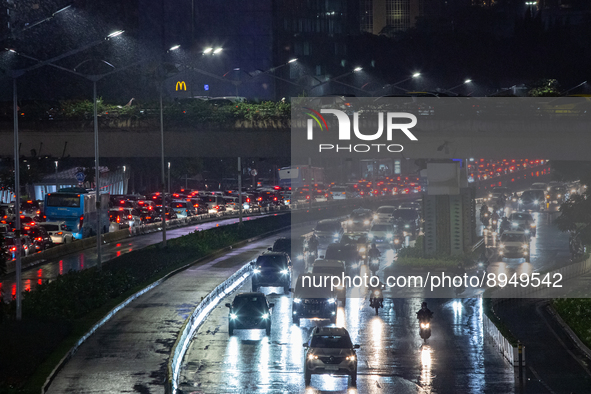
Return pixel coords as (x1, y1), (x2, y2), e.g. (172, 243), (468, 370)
(176, 81), (187, 91)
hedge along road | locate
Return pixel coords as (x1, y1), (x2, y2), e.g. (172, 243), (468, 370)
(0, 213), (275, 298)
(44, 225), (307, 394)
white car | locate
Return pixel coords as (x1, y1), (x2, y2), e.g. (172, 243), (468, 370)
(368, 222), (397, 245)
(329, 186), (348, 200)
(498, 231), (529, 260)
(38, 221), (74, 244)
(374, 206), (396, 222)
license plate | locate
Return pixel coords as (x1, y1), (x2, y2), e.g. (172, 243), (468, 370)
(325, 366), (339, 371)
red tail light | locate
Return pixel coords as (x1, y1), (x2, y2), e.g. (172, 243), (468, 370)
(80, 216), (84, 227)
(128, 215), (132, 219)
(116, 217), (120, 223)
(246, 198), (250, 203)
(36, 237), (42, 241)
(10, 247), (16, 252)
(214, 205), (219, 210)
(57, 232), (63, 235)
(120, 200), (125, 204)
(24, 226), (30, 230)
(274, 197), (277, 201)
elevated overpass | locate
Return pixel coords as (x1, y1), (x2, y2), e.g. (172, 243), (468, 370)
(0, 117), (589, 160)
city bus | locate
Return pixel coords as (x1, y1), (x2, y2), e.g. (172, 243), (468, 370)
(44, 187), (110, 239)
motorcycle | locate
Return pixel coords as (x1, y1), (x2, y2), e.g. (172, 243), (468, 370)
(369, 289), (383, 315)
(419, 318), (431, 342)
(369, 258), (380, 276)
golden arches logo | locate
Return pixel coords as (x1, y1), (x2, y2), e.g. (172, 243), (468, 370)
(176, 81), (187, 91)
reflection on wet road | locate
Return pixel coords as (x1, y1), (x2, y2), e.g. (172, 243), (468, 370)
(179, 265), (515, 393)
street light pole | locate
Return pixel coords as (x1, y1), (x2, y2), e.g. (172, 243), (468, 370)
(168, 162), (171, 194)
(238, 157), (242, 224)
(93, 79), (102, 270)
(160, 83), (167, 247)
(55, 160), (58, 191)
(13, 77), (22, 320)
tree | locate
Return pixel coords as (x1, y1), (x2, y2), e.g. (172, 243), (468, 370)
(528, 79), (561, 97)
(555, 173), (591, 245)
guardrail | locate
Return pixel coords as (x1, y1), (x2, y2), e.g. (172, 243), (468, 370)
(483, 253), (591, 370)
(165, 262), (253, 394)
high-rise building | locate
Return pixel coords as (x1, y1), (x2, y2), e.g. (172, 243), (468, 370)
(360, 0), (423, 35)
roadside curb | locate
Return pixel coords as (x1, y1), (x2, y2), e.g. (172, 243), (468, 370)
(41, 222), (294, 394)
(546, 303), (591, 360)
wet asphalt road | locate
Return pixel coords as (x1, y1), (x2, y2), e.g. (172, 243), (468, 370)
(178, 201), (581, 394)
(0, 214), (273, 298)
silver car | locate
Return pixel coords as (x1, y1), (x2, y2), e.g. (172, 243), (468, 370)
(39, 221), (74, 244)
(303, 326), (359, 387)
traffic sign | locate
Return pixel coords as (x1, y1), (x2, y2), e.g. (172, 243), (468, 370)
(75, 172), (85, 182)
(250, 169), (258, 176)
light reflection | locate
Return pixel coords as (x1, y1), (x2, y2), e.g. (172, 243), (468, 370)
(259, 337), (270, 387)
(226, 336), (240, 387)
(370, 316), (384, 367)
(420, 345), (433, 390)
(336, 306), (346, 327)
(453, 300), (463, 336)
(346, 297), (362, 342)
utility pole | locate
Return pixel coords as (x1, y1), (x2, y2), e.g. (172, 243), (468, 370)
(238, 157), (242, 224)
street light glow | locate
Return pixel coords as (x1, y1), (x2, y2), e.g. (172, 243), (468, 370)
(203, 47), (213, 54)
(288, 58), (298, 63)
(53, 4), (72, 16)
(413, 72), (421, 78)
(169, 45), (181, 51)
(107, 30), (124, 38)
(213, 47), (223, 54)
(354, 67), (363, 72)
(465, 79), (472, 84)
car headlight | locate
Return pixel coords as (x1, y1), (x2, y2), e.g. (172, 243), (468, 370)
(347, 220), (353, 225)
(337, 285), (344, 290)
(518, 199), (523, 203)
(359, 246), (366, 253)
(512, 222), (518, 227)
(557, 194), (561, 198)
(230, 313), (237, 320)
(499, 244), (505, 249)
(346, 355), (356, 361)
(363, 220), (370, 225)
(262, 313), (269, 319)
(253, 269), (260, 274)
(351, 262), (360, 269)
(373, 290), (380, 297)
(281, 269), (288, 274)
(420, 322), (430, 329)
(294, 298), (301, 303)
(534, 200), (539, 204)
(333, 233), (340, 239)
(405, 224), (410, 228)
(368, 234), (374, 239)
(297, 254), (304, 260)
(394, 239), (400, 244)
(530, 223), (536, 228)
(525, 230), (530, 234)
(327, 298), (336, 304)
(386, 233), (393, 239)
(512, 198), (517, 202)
(489, 194), (493, 197)
(308, 354), (318, 360)
(373, 214), (378, 220)
(522, 244), (528, 249)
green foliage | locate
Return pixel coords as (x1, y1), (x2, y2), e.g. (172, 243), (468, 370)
(58, 98), (290, 124)
(395, 235), (479, 268)
(553, 298), (591, 349)
(527, 79), (561, 97)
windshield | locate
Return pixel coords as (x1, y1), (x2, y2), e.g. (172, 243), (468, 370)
(40, 224), (60, 231)
(510, 213), (533, 221)
(377, 207), (395, 214)
(256, 254), (288, 268)
(342, 233), (367, 242)
(351, 211), (370, 218)
(393, 209), (417, 220)
(204, 197), (218, 203)
(501, 233), (526, 243)
(315, 222), (340, 231)
(46, 194), (81, 208)
(310, 335), (353, 349)
(371, 224), (391, 232)
(273, 239), (291, 251)
(173, 203), (188, 208)
(232, 296), (267, 312)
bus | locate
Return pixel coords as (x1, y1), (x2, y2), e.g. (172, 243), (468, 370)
(44, 187), (110, 239)
(278, 165), (324, 188)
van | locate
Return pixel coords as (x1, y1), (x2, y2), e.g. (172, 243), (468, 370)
(292, 273), (337, 326)
(201, 195), (226, 213)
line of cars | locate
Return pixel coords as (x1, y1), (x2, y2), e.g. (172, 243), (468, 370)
(224, 237), (360, 387)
